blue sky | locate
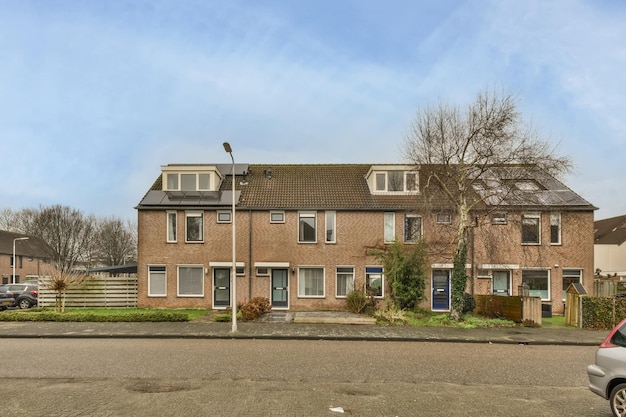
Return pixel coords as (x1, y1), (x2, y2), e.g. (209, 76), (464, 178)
(1, 0), (625, 222)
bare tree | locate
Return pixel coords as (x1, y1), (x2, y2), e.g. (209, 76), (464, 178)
(404, 89), (571, 320)
(96, 216), (137, 266)
(20, 205), (97, 273)
(39, 264), (87, 312)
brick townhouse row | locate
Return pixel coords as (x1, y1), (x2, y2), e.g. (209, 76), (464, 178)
(136, 162), (595, 315)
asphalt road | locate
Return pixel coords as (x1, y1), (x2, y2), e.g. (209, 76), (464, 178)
(0, 338), (610, 417)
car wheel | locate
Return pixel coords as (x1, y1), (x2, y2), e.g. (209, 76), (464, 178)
(18, 299), (31, 309)
(610, 383), (626, 417)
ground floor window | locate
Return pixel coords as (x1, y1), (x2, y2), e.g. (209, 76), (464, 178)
(336, 267), (354, 297)
(298, 267), (324, 297)
(178, 265), (204, 296)
(366, 267), (384, 298)
(522, 269), (549, 300)
(148, 265), (166, 296)
(562, 269), (582, 300)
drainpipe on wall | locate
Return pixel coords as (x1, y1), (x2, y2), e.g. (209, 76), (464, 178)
(248, 208), (253, 299)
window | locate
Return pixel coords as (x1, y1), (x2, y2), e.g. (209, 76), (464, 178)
(375, 173), (386, 191)
(521, 213), (540, 244)
(167, 211), (177, 242)
(388, 171), (404, 191)
(186, 212), (203, 242)
(336, 267), (354, 298)
(562, 269), (582, 300)
(384, 212), (395, 243)
(522, 269), (549, 300)
(298, 267), (324, 297)
(491, 212), (507, 225)
(256, 267), (270, 276)
(325, 211), (336, 243)
(404, 214), (422, 243)
(550, 213), (561, 245)
(10, 255), (23, 268)
(366, 267), (384, 298)
(217, 211), (231, 223)
(164, 171), (213, 192)
(177, 265), (204, 296)
(270, 211), (285, 223)
(436, 211), (452, 224)
(298, 212), (317, 243)
(148, 265), (166, 296)
(406, 172), (418, 191)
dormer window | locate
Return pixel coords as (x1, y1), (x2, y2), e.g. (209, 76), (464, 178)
(368, 166), (419, 194)
(161, 165), (221, 192)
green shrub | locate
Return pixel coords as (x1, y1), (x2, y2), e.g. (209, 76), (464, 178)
(240, 297), (271, 321)
(0, 310), (189, 322)
(346, 290), (367, 314)
(462, 293), (476, 314)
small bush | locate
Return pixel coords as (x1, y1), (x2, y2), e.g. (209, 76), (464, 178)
(346, 290), (367, 314)
(0, 310), (189, 322)
(240, 297), (271, 321)
(462, 293), (476, 314)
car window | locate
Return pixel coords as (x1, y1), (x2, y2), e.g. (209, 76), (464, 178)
(612, 323), (626, 348)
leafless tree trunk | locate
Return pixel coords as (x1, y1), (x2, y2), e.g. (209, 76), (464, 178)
(404, 88), (571, 320)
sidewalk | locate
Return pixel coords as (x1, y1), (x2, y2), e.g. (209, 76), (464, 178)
(0, 311), (608, 345)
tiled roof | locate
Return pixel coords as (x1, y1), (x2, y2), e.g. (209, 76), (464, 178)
(595, 215), (626, 245)
(137, 163), (595, 212)
(0, 230), (53, 258)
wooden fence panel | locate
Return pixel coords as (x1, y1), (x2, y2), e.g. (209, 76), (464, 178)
(37, 276), (138, 308)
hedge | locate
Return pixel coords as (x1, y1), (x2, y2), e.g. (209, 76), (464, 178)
(582, 297), (626, 329)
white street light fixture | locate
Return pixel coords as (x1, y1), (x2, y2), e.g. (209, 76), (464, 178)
(223, 142), (237, 332)
(12, 237), (29, 284)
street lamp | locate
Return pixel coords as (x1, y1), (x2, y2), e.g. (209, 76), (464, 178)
(223, 142), (237, 332)
(12, 237), (29, 284)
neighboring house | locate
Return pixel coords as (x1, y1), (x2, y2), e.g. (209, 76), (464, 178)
(594, 215), (626, 280)
(136, 163), (595, 315)
(0, 230), (53, 284)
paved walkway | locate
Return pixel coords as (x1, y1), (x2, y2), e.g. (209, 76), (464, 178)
(0, 311), (609, 345)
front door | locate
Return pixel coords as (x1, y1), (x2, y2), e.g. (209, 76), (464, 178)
(213, 268), (230, 308)
(271, 269), (289, 309)
(432, 270), (450, 311)
(492, 271), (510, 296)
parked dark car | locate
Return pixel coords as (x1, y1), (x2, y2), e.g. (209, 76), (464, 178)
(1, 283), (38, 309)
(588, 318), (626, 417)
(0, 286), (13, 310)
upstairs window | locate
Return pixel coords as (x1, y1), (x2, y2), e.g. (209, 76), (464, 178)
(550, 213), (561, 245)
(521, 213), (540, 244)
(370, 169), (419, 193)
(162, 167), (216, 192)
(436, 211), (452, 224)
(270, 211), (285, 223)
(217, 211), (232, 223)
(491, 212), (507, 225)
(167, 211), (177, 242)
(325, 211), (336, 243)
(298, 212), (317, 243)
(186, 212), (203, 242)
(384, 212), (395, 243)
(404, 214), (422, 243)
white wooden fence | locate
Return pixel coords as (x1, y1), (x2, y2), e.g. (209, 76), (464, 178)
(37, 276), (138, 308)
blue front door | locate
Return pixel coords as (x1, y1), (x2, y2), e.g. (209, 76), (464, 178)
(432, 270), (450, 311)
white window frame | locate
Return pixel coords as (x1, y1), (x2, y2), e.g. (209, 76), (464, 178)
(521, 269), (550, 301)
(217, 210), (232, 223)
(521, 213), (541, 245)
(491, 212), (507, 225)
(166, 211), (177, 243)
(384, 212), (395, 243)
(325, 211), (336, 243)
(365, 266), (384, 298)
(562, 268), (582, 301)
(185, 211), (204, 243)
(336, 266), (354, 298)
(404, 214), (422, 243)
(148, 265), (167, 297)
(177, 265), (204, 297)
(550, 212), (561, 245)
(436, 211), (452, 224)
(298, 267), (325, 298)
(164, 172), (214, 192)
(270, 211), (285, 223)
(298, 211), (317, 243)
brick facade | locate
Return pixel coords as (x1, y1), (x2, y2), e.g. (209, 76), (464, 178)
(137, 163), (596, 314)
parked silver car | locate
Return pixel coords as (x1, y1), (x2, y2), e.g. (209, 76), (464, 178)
(588, 318), (626, 417)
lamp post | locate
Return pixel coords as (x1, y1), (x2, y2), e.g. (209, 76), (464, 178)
(223, 142), (237, 332)
(12, 237), (29, 284)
